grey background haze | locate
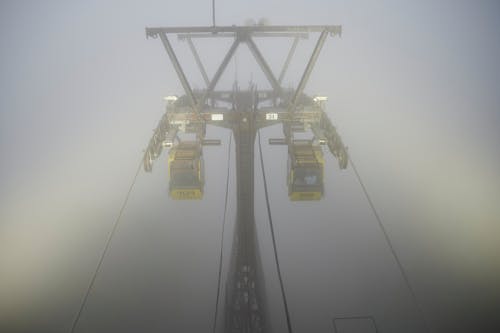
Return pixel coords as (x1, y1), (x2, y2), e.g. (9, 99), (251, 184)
(1, 0), (500, 332)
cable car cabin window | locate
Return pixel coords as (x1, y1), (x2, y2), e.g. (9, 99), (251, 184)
(294, 168), (321, 186)
(171, 170), (199, 187)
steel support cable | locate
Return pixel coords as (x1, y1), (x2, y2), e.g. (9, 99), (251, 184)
(70, 158), (143, 333)
(257, 130), (293, 333)
(212, 133), (232, 333)
(348, 155), (432, 333)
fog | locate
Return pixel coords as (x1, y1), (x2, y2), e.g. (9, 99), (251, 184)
(1, 1), (499, 332)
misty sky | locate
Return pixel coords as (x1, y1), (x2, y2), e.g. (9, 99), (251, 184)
(1, 1), (500, 332)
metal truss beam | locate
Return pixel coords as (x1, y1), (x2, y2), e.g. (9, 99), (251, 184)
(151, 25), (342, 114)
(146, 25), (342, 36)
(278, 36), (299, 84)
(289, 29), (329, 110)
(245, 37), (283, 97)
(186, 37), (210, 87)
(177, 32), (309, 39)
(197, 38), (240, 111)
(158, 32), (197, 110)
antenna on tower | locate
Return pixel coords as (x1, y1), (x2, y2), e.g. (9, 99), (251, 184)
(212, 0), (216, 27)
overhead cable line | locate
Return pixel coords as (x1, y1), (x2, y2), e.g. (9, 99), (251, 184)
(348, 155), (432, 333)
(212, 133), (233, 333)
(70, 158), (143, 333)
(258, 130), (293, 333)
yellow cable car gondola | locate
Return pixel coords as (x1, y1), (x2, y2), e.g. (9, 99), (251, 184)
(168, 141), (204, 200)
(287, 140), (324, 201)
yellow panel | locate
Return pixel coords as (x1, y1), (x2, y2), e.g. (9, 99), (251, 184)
(170, 189), (203, 200)
(313, 147), (324, 164)
(168, 150), (176, 177)
(289, 191), (322, 201)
